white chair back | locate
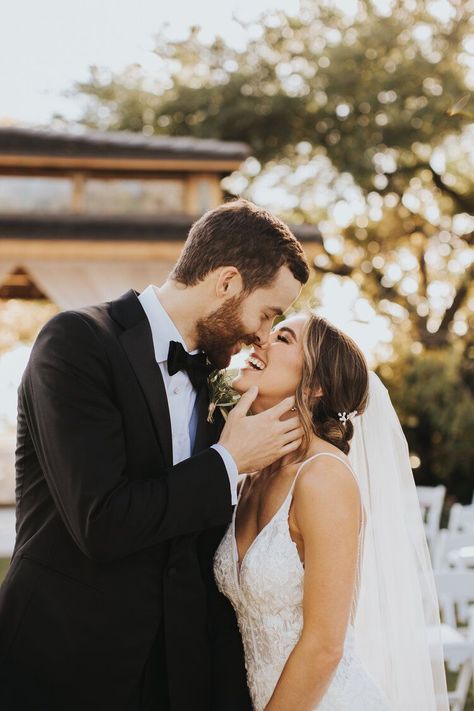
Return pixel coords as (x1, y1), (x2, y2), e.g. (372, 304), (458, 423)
(434, 571), (474, 711)
(417, 485), (446, 552)
(435, 571), (474, 628)
(434, 529), (474, 574)
(449, 503), (474, 534)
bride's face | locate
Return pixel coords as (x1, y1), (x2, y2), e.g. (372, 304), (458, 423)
(232, 315), (307, 411)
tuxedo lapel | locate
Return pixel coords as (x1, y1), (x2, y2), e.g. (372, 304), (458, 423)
(111, 290), (173, 467)
(192, 382), (223, 455)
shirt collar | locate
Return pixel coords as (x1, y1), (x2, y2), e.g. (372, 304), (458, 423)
(138, 284), (198, 364)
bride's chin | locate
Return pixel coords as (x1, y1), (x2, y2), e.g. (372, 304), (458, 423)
(232, 369), (257, 394)
(231, 372), (246, 394)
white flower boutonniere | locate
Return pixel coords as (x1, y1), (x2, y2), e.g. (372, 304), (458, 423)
(207, 369), (241, 423)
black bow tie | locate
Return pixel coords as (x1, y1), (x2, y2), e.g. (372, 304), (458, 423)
(167, 341), (214, 391)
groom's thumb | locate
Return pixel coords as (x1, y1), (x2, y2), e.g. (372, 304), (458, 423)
(234, 386), (258, 416)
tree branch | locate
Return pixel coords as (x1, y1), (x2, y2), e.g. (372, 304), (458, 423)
(436, 262), (474, 338)
(419, 249), (429, 299)
(429, 168), (474, 214)
(313, 263), (353, 277)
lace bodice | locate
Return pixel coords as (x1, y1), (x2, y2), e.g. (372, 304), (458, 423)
(213, 453), (392, 711)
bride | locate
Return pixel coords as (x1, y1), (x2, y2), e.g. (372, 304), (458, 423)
(214, 314), (449, 711)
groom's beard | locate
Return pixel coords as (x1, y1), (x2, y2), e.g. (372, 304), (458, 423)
(196, 295), (255, 369)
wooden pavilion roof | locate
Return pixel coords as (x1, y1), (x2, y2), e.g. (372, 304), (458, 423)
(0, 213), (322, 244)
(0, 127), (250, 175)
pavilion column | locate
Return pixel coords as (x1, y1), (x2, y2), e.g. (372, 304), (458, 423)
(184, 173), (223, 215)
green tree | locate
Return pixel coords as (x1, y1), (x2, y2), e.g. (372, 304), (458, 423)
(378, 349), (474, 502)
(69, 0), (474, 495)
(72, 0), (474, 353)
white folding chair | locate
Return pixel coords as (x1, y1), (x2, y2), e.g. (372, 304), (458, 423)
(449, 504), (474, 534)
(417, 485), (446, 553)
(435, 572), (474, 711)
(434, 530), (474, 576)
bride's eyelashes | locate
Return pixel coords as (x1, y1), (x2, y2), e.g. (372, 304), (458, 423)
(277, 334), (289, 344)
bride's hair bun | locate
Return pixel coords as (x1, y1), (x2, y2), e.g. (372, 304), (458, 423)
(317, 413), (354, 455)
(295, 316), (369, 456)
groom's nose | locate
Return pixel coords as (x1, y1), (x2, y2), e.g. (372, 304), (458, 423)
(254, 331), (270, 350)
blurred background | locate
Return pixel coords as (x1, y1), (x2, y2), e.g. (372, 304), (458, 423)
(0, 0), (473, 703)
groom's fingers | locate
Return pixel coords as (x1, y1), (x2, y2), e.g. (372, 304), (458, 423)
(232, 386), (259, 416)
(281, 426), (304, 446)
(279, 437), (303, 456)
(278, 416), (300, 433)
(267, 396), (296, 420)
(218, 391), (303, 472)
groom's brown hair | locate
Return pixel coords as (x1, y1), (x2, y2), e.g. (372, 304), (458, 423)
(171, 199), (310, 291)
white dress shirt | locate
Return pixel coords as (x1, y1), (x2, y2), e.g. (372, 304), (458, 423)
(138, 285), (238, 504)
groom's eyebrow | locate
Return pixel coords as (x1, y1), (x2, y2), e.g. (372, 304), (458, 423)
(270, 307), (284, 316)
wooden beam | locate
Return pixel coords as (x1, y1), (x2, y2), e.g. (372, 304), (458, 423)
(184, 174), (224, 215)
(0, 166), (218, 180)
(0, 155), (243, 174)
(0, 239), (185, 261)
(0, 238), (320, 265)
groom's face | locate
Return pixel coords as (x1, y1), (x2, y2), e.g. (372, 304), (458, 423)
(196, 266), (301, 369)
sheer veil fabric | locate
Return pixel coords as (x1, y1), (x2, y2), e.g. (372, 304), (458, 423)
(349, 372), (449, 710)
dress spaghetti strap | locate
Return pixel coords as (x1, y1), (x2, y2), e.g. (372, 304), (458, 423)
(289, 451), (358, 495)
(288, 451), (366, 624)
(288, 452), (365, 537)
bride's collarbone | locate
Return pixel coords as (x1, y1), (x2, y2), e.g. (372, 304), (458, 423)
(239, 464), (298, 516)
(235, 463), (305, 559)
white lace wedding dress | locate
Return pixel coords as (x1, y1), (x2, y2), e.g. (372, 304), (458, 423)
(214, 452), (392, 711)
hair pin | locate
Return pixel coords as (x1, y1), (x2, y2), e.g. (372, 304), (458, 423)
(338, 410), (358, 425)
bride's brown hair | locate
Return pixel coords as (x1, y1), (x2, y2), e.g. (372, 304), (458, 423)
(295, 315), (369, 456)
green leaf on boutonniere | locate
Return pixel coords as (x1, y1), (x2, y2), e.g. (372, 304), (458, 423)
(207, 369), (240, 423)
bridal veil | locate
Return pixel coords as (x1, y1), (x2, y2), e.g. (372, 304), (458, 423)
(348, 372), (449, 710)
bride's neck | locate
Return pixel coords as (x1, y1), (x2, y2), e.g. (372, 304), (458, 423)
(264, 449), (303, 477)
(250, 399), (296, 422)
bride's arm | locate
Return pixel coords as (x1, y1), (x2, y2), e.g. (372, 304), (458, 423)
(264, 457), (361, 711)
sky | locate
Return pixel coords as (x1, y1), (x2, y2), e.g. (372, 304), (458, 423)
(0, 0), (301, 125)
(0, 0), (458, 124)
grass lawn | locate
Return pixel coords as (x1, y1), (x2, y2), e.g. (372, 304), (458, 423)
(0, 557), (471, 706)
(447, 670), (474, 710)
(0, 557), (10, 582)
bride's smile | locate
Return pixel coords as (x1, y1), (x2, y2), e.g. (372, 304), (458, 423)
(233, 315), (307, 412)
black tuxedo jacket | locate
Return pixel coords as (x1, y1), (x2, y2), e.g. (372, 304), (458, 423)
(0, 290), (251, 711)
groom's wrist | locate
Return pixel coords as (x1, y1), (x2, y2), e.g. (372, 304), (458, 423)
(211, 444), (238, 505)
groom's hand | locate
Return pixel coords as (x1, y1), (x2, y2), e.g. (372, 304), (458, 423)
(218, 387), (304, 473)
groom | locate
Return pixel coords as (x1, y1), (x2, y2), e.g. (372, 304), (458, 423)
(0, 199), (309, 711)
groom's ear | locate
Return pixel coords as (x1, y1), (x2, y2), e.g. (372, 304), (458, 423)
(215, 267), (244, 298)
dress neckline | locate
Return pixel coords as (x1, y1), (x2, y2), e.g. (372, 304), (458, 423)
(232, 452), (358, 586)
(232, 476), (293, 573)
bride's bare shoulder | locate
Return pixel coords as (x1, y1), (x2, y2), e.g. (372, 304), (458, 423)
(292, 449), (360, 516)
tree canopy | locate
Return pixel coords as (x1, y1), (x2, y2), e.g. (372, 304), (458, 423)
(70, 0), (474, 496)
(72, 0), (474, 351)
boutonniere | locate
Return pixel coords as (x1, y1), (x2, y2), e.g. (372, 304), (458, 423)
(207, 368), (241, 423)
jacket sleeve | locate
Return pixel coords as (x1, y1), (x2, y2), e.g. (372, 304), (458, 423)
(21, 311), (233, 563)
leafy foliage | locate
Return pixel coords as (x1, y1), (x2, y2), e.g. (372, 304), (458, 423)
(70, 0), (474, 494)
(72, 0), (474, 350)
(0, 300), (58, 356)
(379, 349), (474, 501)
